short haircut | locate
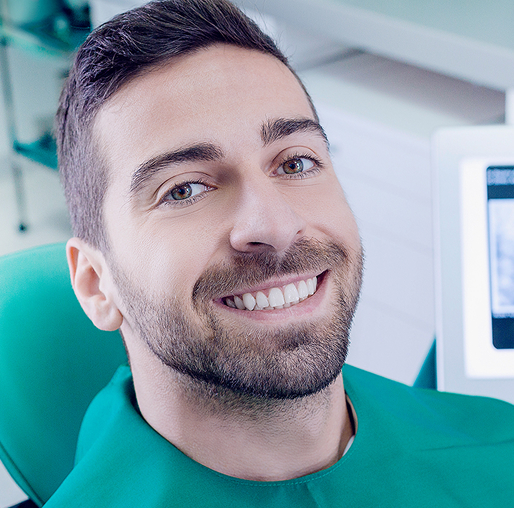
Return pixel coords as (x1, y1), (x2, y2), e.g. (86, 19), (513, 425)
(56, 0), (317, 251)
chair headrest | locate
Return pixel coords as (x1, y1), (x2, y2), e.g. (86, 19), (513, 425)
(0, 243), (127, 505)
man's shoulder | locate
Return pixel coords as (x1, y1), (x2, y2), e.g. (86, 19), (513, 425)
(343, 363), (514, 447)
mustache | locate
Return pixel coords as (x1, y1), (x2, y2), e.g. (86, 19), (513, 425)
(192, 238), (349, 303)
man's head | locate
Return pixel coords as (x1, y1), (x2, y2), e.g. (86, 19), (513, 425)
(61, 1), (363, 401)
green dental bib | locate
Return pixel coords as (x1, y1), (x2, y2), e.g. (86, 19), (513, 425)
(44, 365), (514, 507)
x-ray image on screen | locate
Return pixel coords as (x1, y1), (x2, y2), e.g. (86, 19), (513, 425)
(489, 199), (514, 317)
(487, 166), (514, 349)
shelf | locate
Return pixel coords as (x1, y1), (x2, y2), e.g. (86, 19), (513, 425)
(0, 18), (89, 59)
(0, 17), (89, 173)
(0, 13), (90, 231)
(14, 134), (58, 170)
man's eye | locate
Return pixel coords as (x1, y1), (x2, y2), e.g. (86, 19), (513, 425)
(164, 182), (208, 202)
(278, 157), (315, 175)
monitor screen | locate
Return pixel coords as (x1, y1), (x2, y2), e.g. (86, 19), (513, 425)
(460, 160), (514, 382)
(434, 126), (514, 403)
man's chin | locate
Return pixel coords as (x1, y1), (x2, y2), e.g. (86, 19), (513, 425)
(155, 314), (350, 401)
(209, 365), (344, 400)
(172, 356), (345, 401)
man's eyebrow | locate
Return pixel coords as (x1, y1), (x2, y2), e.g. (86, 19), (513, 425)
(261, 117), (329, 147)
(130, 143), (224, 194)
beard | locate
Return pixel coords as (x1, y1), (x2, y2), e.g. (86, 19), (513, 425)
(110, 238), (363, 400)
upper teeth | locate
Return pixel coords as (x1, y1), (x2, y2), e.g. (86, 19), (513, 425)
(224, 276), (318, 311)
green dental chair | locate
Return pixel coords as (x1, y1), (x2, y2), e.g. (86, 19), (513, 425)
(0, 242), (436, 507)
(0, 243), (127, 507)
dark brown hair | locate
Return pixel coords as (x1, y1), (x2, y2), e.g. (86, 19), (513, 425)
(56, 0), (316, 251)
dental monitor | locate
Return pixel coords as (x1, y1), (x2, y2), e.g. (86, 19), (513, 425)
(433, 125), (514, 404)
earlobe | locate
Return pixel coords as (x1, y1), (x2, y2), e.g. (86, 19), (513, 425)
(66, 238), (123, 332)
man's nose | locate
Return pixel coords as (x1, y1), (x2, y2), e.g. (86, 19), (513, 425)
(229, 177), (307, 254)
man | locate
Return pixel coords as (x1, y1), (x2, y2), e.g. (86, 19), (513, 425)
(47, 0), (514, 506)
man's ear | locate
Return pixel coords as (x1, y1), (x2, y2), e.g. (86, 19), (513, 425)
(66, 237), (123, 332)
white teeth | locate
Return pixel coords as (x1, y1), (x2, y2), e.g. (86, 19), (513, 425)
(268, 287), (285, 308)
(307, 276), (317, 296)
(234, 295), (245, 310)
(284, 283), (300, 304)
(255, 291), (269, 309)
(297, 280), (308, 301)
(242, 293), (256, 311)
(226, 276), (319, 311)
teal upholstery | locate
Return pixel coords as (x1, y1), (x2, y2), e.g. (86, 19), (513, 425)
(0, 243), (127, 506)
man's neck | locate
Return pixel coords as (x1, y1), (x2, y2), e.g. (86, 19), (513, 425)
(131, 353), (353, 481)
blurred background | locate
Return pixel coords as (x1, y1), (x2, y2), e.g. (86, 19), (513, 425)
(0, 0), (512, 505)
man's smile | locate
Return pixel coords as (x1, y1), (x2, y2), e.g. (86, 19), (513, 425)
(220, 271), (326, 311)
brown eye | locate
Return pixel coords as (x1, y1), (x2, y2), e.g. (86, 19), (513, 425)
(283, 158), (304, 174)
(171, 184), (192, 200)
(162, 182), (211, 205)
(277, 157), (316, 176)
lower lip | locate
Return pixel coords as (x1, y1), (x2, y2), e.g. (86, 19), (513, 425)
(214, 272), (329, 322)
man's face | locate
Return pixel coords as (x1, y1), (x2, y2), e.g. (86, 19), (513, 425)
(95, 44), (363, 399)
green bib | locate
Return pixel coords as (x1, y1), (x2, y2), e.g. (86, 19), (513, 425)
(44, 365), (514, 507)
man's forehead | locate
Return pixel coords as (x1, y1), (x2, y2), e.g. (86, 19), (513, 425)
(93, 44), (319, 180)
(96, 44), (313, 122)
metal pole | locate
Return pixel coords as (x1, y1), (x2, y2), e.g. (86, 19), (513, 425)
(0, 32), (28, 231)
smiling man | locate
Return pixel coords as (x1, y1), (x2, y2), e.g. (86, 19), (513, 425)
(46, 0), (514, 506)
(92, 45), (362, 410)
